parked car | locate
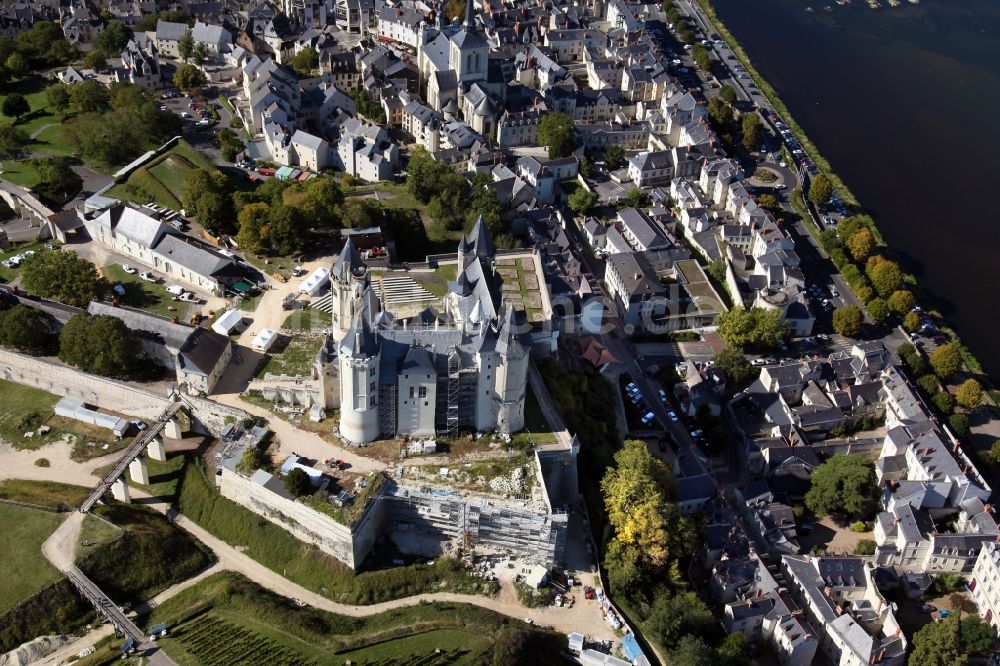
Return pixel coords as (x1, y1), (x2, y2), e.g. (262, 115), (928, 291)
(668, 411), (679, 422)
(122, 264), (137, 274)
(658, 389), (668, 403)
(139, 271), (156, 282)
(130, 419), (146, 431)
(178, 292), (199, 303)
(919, 603), (937, 613)
(165, 284), (186, 296)
(640, 412), (655, 426)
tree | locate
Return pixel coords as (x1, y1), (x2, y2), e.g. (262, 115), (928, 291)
(949, 413), (971, 438)
(989, 440), (1000, 464)
(757, 193), (780, 211)
(602, 441), (672, 568)
(707, 96), (733, 126)
(846, 227), (875, 262)
(0, 123), (28, 156)
(4, 53), (28, 80)
(917, 374), (941, 396)
(69, 80), (110, 113)
(174, 63), (206, 90)
(716, 632), (750, 666)
(30, 157), (82, 205)
(178, 30), (194, 61)
(741, 113), (761, 152)
(831, 305), (862, 337)
(909, 613), (995, 666)
(59, 313), (141, 377)
(691, 44), (710, 71)
(2, 93), (29, 121)
(624, 187), (646, 209)
(0, 305), (56, 354)
(45, 84), (71, 116)
(21, 250), (104, 307)
(865, 298), (889, 323)
(183, 169), (233, 232)
(568, 187), (598, 215)
(291, 46), (319, 76)
(645, 591), (717, 650)
(267, 205), (308, 255)
(887, 289), (915, 316)
(808, 173), (833, 206)
(537, 112), (577, 159)
(94, 21), (130, 55)
(866, 257), (902, 297)
(192, 41), (208, 66)
(718, 85), (737, 105)
(956, 379), (982, 409)
(603, 144), (625, 168)
(235, 202), (271, 254)
(339, 198), (379, 230)
(715, 307), (789, 350)
(713, 347), (758, 391)
(669, 635), (715, 666)
(805, 455), (875, 517)
(283, 467), (312, 497)
(84, 48), (107, 72)
(933, 391), (955, 415)
(467, 187), (505, 237)
(929, 342), (961, 378)
(903, 311), (922, 332)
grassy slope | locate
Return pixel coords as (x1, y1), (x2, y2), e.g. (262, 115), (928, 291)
(101, 263), (185, 319)
(138, 571), (558, 666)
(0, 504), (64, 614)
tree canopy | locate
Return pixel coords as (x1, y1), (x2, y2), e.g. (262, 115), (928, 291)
(21, 251), (104, 307)
(1, 93), (29, 121)
(59, 313), (141, 377)
(283, 468), (312, 497)
(30, 157), (82, 205)
(866, 256), (902, 297)
(691, 44), (710, 71)
(94, 21), (131, 55)
(0, 305), (56, 355)
(887, 289), (915, 315)
(909, 613), (995, 666)
(846, 227), (875, 262)
(291, 46), (319, 76)
(537, 112), (578, 159)
(929, 342), (962, 378)
(956, 379), (982, 409)
(707, 97), (733, 126)
(174, 63), (206, 90)
(805, 455), (875, 517)
(0, 123), (28, 156)
(713, 347), (759, 391)
(568, 187), (598, 215)
(808, 173), (833, 206)
(832, 305), (863, 337)
(646, 591), (716, 650)
(740, 113), (761, 152)
(184, 169), (234, 232)
(715, 307), (788, 350)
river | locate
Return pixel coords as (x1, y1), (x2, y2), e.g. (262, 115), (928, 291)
(709, 0), (1000, 381)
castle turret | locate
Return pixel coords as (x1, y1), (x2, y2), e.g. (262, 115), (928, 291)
(338, 312), (381, 445)
(494, 306), (528, 433)
(331, 239), (374, 341)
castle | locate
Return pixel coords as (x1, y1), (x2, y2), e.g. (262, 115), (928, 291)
(318, 219), (530, 445)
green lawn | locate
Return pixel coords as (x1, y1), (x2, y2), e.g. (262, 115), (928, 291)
(0, 159), (42, 189)
(77, 514), (123, 556)
(0, 77), (57, 136)
(0, 504), (64, 614)
(255, 312), (325, 378)
(31, 124), (74, 157)
(0, 479), (89, 509)
(101, 263), (186, 318)
(141, 571), (562, 665)
(105, 140), (215, 211)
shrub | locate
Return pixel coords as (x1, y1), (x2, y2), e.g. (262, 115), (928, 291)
(850, 521), (867, 533)
(947, 413), (970, 438)
(931, 573), (965, 596)
(916, 374), (940, 396)
(854, 539), (876, 556)
(932, 391), (955, 414)
(956, 379), (982, 409)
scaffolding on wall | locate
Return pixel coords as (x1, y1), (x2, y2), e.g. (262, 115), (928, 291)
(446, 347), (460, 437)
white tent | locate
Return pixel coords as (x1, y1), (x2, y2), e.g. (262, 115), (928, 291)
(251, 328), (277, 352)
(298, 267), (330, 296)
(212, 309), (245, 336)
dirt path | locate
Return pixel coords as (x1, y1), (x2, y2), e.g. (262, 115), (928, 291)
(125, 489), (617, 641)
(0, 440), (117, 486)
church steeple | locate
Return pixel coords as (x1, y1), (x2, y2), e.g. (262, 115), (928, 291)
(463, 0), (475, 31)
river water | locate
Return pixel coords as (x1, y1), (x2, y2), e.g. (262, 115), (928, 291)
(710, 0), (1000, 380)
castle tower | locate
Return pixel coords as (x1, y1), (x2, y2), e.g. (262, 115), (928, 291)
(331, 239), (372, 341)
(338, 313), (381, 445)
(493, 306), (528, 434)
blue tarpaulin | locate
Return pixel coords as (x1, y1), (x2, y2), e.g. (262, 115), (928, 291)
(622, 634), (645, 663)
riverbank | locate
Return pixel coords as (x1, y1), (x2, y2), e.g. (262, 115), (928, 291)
(693, 0), (995, 394)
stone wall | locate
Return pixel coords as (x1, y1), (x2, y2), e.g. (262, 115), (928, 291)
(217, 466), (385, 569)
(181, 394), (252, 437)
(0, 348), (170, 419)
